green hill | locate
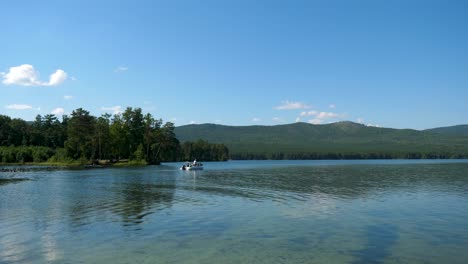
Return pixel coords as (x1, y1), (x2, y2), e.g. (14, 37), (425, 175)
(175, 122), (468, 159)
(424, 125), (468, 137)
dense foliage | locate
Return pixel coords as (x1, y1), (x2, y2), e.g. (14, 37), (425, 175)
(0, 108), (229, 164)
(175, 122), (468, 160)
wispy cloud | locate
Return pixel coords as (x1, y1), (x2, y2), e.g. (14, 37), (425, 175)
(64, 95), (73, 100)
(300, 111), (341, 119)
(301, 110), (344, 125)
(101, 106), (122, 114)
(2, 64), (67, 86)
(308, 118), (323, 124)
(357, 118), (380, 127)
(272, 117), (284, 122)
(316, 112), (340, 119)
(51, 107), (65, 115)
(252, 117), (261, 122)
(275, 100), (311, 110)
(5, 104), (33, 110)
(300, 110), (318, 116)
(295, 117), (301, 122)
(70, 76), (77, 81)
(189, 120), (196, 124)
(114, 66), (128, 73)
(329, 104), (336, 109)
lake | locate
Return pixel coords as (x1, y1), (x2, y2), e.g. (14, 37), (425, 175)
(1, 160), (468, 263)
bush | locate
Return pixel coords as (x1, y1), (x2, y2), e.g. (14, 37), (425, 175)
(0, 146), (55, 163)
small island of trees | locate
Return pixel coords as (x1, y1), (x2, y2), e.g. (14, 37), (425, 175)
(0, 107), (229, 165)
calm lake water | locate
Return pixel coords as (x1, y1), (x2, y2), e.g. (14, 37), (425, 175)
(1, 160), (468, 263)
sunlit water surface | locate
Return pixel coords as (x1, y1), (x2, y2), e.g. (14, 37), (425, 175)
(1, 160), (468, 263)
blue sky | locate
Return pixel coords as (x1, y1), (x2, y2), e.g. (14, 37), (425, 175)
(1, 0), (467, 129)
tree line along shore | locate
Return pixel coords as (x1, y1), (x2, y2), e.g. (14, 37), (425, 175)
(2, 108), (468, 167)
(0, 107), (229, 166)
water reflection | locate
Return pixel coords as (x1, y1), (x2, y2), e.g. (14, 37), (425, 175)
(191, 163), (468, 202)
(66, 169), (177, 227)
(112, 182), (175, 226)
(0, 178), (29, 186)
(351, 224), (399, 264)
(1, 162), (468, 263)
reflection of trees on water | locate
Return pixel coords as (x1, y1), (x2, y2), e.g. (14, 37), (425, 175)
(113, 182), (176, 225)
(67, 172), (176, 227)
(60, 163), (468, 227)
(0, 178), (29, 186)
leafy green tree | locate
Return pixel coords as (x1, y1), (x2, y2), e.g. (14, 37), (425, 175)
(30, 115), (45, 146)
(134, 143), (145, 161)
(143, 113), (162, 161)
(1, 107), (232, 164)
(109, 114), (128, 159)
(153, 122), (180, 162)
(65, 108), (96, 160)
(122, 107), (145, 157)
(95, 114), (111, 160)
(9, 118), (29, 146)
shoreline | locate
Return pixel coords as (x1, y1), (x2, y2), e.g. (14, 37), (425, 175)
(2, 157), (468, 167)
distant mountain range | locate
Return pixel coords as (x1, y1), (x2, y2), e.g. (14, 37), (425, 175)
(424, 125), (468, 137)
(175, 122), (468, 159)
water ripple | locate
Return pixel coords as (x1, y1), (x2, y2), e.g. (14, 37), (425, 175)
(1, 162), (468, 263)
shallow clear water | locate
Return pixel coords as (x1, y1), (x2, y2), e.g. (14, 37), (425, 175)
(1, 160), (468, 263)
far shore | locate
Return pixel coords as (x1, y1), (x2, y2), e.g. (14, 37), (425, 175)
(2, 157), (468, 170)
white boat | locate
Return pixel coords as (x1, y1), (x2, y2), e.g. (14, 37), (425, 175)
(180, 160), (204, 170)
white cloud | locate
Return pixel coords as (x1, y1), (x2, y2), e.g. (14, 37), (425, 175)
(2, 64), (67, 86)
(70, 76), (77, 81)
(308, 118), (323, 124)
(301, 110), (344, 124)
(329, 104), (336, 109)
(51, 107), (64, 115)
(252, 117), (261, 122)
(64, 95), (73, 100)
(300, 110), (341, 119)
(48, 70), (67, 86)
(115, 66), (128, 72)
(189, 120), (196, 124)
(295, 117), (301, 122)
(275, 100), (311, 110)
(5, 104), (33, 110)
(101, 106), (122, 114)
(272, 117), (283, 122)
(300, 110), (318, 117)
(316, 111), (340, 119)
(355, 118), (380, 127)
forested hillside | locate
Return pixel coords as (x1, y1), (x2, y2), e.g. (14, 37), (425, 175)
(175, 122), (468, 159)
(424, 125), (468, 137)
